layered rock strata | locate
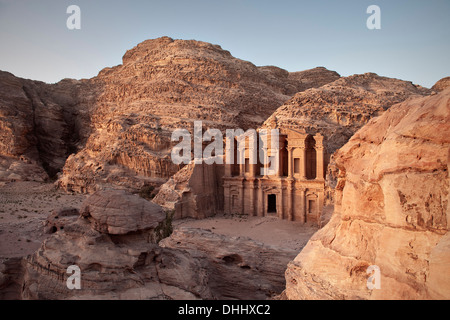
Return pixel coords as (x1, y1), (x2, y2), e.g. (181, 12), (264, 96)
(285, 89), (450, 299)
(18, 190), (297, 299)
(0, 37), (342, 192)
(153, 161), (224, 219)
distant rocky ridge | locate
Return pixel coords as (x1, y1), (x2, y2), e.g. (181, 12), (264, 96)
(261, 72), (431, 155)
(284, 89), (450, 299)
(0, 71), (95, 180)
(154, 73), (433, 217)
(0, 37), (341, 193)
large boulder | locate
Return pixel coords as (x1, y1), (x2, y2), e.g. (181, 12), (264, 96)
(80, 190), (166, 235)
(285, 88), (450, 299)
(432, 76), (450, 92)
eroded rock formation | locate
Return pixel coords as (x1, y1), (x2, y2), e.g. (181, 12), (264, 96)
(57, 38), (341, 193)
(0, 71), (96, 181)
(261, 72), (431, 155)
(153, 161), (224, 219)
(0, 37), (343, 192)
(160, 227), (298, 299)
(432, 76), (450, 92)
(18, 189), (297, 299)
(285, 88), (450, 299)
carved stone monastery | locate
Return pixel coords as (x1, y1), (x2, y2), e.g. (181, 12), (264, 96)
(223, 129), (327, 224)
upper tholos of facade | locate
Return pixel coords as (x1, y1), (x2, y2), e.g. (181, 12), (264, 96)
(224, 128), (327, 181)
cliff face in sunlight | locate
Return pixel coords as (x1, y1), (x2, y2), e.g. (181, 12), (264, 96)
(0, 37), (340, 192)
(285, 89), (450, 300)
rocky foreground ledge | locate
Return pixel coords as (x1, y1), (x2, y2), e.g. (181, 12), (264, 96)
(285, 88), (450, 300)
(1, 189), (298, 300)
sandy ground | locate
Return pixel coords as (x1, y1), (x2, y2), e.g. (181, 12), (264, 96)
(0, 180), (333, 259)
(0, 181), (87, 259)
(174, 206), (333, 251)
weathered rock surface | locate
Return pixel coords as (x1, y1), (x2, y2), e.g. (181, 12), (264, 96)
(0, 71), (96, 180)
(22, 191), (195, 300)
(57, 38), (340, 193)
(0, 257), (25, 300)
(153, 161), (224, 219)
(285, 89), (450, 300)
(286, 66), (340, 92)
(80, 190), (166, 235)
(1, 38), (340, 192)
(432, 76), (450, 92)
(17, 189), (297, 300)
(261, 72), (431, 155)
(160, 227), (298, 300)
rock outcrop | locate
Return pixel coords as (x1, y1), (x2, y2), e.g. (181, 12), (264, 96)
(79, 190), (166, 235)
(22, 190), (187, 300)
(57, 38), (340, 193)
(0, 70), (97, 181)
(285, 89), (450, 300)
(153, 161), (224, 220)
(0, 37), (343, 191)
(19, 189), (297, 300)
(286, 66), (340, 92)
(261, 73), (431, 155)
(432, 76), (450, 92)
(160, 227), (298, 300)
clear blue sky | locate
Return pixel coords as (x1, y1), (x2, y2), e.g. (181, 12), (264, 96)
(0, 0), (449, 88)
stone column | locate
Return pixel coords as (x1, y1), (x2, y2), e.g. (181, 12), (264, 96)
(224, 137), (233, 177)
(299, 188), (306, 223)
(223, 182), (230, 214)
(258, 180), (264, 217)
(262, 149), (269, 179)
(239, 180), (245, 215)
(300, 147), (306, 180)
(250, 155), (257, 177)
(239, 159), (245, 178)
(318, 189), (324, 227)
(276, 149), (283, 178)
(314, 134), (324, 180)
(278, 182), (284, 219)
(315, 146), (324, 180)
(248, 180), (256, 216)
(287, 179), (294, 221)
(287, 147), (293, 178)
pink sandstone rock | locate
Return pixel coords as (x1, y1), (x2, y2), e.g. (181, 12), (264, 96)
(284, 88), (450, 300)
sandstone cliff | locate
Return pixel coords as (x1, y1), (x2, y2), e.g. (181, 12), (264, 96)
(153, 72), (432, 219)
(0, 37), (341, 192)
(17, 190), (296, 300)
(285, 89), (450, 299)
(0, 71), (95, 181)
(261, 72), (431, 155)
(58, 38), (340, 193)
(152, 160), (224, 220)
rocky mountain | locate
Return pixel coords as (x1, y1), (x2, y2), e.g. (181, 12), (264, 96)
(152, 72), (433, 217)
(432, 76), (450, 92)
(261, 72), (431, 155)
(0, 71), (95, 181)
(284, 88), (450, 299)
(0, 37), (341, 193)
(12, 190), (296, 300)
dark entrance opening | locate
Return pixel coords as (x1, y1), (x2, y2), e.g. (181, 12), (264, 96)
(268, 194), (277, 214)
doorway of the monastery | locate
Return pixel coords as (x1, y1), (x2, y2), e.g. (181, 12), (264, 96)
(307, 199), (317, 222)
(267, 194), (277, 214)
